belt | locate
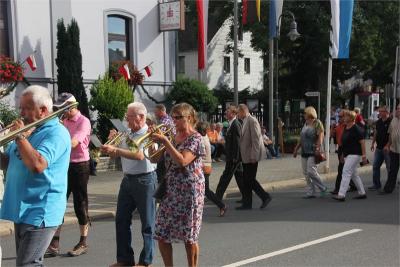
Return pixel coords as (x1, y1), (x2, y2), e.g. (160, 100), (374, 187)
(70, 161), (90, 165)
(125, 171), (154, 178)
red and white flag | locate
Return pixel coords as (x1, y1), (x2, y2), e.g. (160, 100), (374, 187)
(26, 54), (37, 71)
(196, 0), (209, 70)
(144, 65), (153, 77)
(118, 64), (130, 80)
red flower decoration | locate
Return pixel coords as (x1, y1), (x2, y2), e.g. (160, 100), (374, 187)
(0, 56), (24, 84)
(109, 60), (144, 87)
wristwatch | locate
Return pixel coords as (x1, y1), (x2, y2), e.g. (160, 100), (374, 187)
(15, 133), (27, 142)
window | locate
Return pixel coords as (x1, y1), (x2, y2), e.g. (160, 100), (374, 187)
(178, 56), (185, 74)
(223, 56), (230, 73)
(0, 1), (10, 56)
(244, 58), (250, 74)
(107, 15), (131, 65)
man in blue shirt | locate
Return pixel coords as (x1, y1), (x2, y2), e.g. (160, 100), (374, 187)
(0, 85), (71, 266)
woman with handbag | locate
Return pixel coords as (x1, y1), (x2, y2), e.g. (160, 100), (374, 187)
(150, 103), (205, 267)
(332, 110), (368, 201)
(293, 106), (328, 198)
(196, 121), (227, 217)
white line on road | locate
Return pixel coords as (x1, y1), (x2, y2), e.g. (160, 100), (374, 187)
(222, 229), (363, 267)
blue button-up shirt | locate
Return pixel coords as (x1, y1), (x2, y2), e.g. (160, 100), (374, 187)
(0, 117), (71, 227)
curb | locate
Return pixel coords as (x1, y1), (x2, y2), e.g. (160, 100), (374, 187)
(0, 166), (373, 237)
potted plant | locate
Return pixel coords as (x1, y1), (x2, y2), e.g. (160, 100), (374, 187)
(0, 56), (24, 98)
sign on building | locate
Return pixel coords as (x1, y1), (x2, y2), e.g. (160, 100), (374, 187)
(159, 0), (185, 31)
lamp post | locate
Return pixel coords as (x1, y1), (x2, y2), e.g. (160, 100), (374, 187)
(274, 11), (300, 151)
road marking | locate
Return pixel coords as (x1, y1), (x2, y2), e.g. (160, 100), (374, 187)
(222, 229), (362, 267)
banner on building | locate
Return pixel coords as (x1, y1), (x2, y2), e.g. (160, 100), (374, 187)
(159, 0), (185, 31)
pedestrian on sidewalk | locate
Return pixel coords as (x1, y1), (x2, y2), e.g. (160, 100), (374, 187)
(382, 104), (400, 194)
(150, 103), (205, 267)
(0, 86), (71, 266)
(45, 93), (92, 258)
(196, 121), (227, 217)
(293, 106), (328, 198)
(369, 106), (391, 191)
(331, 109), (357, 194)
(101, 102), (157, 267)
(333, 110), (368, 201)
(215, 105), (245, 202)
(236, 104), (271, 210)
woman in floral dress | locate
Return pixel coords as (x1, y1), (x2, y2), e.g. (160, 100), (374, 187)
(151, 103), (205, 267)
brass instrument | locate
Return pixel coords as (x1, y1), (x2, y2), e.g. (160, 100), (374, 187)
(0, 102), (79, 147)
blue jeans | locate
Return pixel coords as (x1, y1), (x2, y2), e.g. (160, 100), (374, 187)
(14, 223), (57, 266)
(115, 171), (156, 266)
(372, 148), (390, 188)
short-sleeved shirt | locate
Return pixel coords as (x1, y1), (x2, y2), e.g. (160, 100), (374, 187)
(0, 118), (71, 227)
(341, 124), (364, 157)
(159, 114), (176, 136)
(375, 117), (391, 149)
(120, 125), (156, 175)
(63, 111), (91, 162)
(300, 119), (324, 157)
(388, 116), (400, 153)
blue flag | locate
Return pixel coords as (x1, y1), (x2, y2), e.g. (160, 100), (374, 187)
(330, 0), (354, 59)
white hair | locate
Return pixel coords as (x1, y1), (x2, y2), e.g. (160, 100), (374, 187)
(22, 85), (53, 112)
(127, 102), (147, 116)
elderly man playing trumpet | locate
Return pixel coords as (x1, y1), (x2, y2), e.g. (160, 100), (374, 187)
(0, 85), (71, 266)
(101, 102), (157, 267)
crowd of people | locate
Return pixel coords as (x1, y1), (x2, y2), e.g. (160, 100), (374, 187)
(0, 84), (398, 267)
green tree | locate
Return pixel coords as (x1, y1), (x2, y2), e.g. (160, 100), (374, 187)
(89, 75), (133, 142)
(167, 77), (218, 113)
(56, 19), (90, 118)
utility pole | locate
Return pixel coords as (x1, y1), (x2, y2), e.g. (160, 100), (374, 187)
(233, 0), (239, 106)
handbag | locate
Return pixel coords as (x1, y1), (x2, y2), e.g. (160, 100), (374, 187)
(153, 162), (171, 201)
(314, 150), (326, 164)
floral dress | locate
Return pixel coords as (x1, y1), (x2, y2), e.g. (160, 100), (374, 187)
(154, 132), (205, 243)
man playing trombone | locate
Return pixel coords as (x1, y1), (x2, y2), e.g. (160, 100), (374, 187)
(0, 85), (71, 266)
(101, 102), (157, 267)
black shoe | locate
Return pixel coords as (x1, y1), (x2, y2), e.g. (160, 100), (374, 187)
(332, 195), (345, 202)
(378, 190), (392, 195)
(235, 199), (243, 204)
(353, 194), (367, 199)
(368, 186), (380, 191)
(235, 205), (252, 210)
(330, 190), (338, 195)
(260, 197), (271, 209)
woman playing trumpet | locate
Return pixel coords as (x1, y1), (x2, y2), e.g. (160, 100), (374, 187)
(149, 103), (205, 267)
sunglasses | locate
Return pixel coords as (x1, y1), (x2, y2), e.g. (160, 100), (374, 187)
(172, 115), (185, 120)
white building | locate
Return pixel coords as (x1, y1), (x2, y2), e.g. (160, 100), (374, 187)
(0, 0), (176, 108)
(178, 18), (264, 94)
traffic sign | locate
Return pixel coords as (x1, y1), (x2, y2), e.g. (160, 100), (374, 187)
(305, 91), (320, 97)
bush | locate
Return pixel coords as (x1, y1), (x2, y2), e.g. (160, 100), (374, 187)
(89, 75), (133, 142)
(167, 77), (218, 113)
(0, 101), (19, 126)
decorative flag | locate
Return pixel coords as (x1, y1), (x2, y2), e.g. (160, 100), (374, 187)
(256, 0), (261, 22)
(196, 0), (209, 70)
(144, 65), (153, 77)
(118, 64), (130, 80)
(26, 54), (37, 71)
(242, 0), (260, 25)
(268, 0), (283, 39)
(330, 0), (354, 59)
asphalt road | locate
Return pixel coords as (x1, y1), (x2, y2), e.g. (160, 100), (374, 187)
(1, 170), (399, 267)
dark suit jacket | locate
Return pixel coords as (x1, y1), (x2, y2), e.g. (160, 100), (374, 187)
(225, 118), (242, 162)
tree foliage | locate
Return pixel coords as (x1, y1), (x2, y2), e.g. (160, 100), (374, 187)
(167, 77), (218, 113)
(56, 19), (90, 118)
(89, 75), (133, 142)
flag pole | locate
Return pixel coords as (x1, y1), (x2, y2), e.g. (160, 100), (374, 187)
(233, 0), (239, 106)
(139, 61), (154, 71)
(20, 50), (37, 65)
(324, 57), (333, 174)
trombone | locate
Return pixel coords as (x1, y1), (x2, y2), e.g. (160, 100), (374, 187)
(0, 102), (79, 147)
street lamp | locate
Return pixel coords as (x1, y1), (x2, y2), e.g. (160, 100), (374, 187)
(274, 11), (300, 152)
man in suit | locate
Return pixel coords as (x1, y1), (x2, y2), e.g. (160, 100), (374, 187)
(215, 105), (244, 201)
(236, 104), (272, 210)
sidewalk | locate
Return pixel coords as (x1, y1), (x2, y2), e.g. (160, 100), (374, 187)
(0, 143), (375, 237)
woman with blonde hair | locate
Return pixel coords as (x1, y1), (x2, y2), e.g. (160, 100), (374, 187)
(293, 106), (328, 198)
(151, 103), (205, 267)
(332, 110), (368, 201)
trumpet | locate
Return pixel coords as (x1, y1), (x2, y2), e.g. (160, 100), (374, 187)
(0, 102), (79, 147)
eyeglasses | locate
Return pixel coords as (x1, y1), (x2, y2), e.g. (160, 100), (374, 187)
(172, 115), (185, 120)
